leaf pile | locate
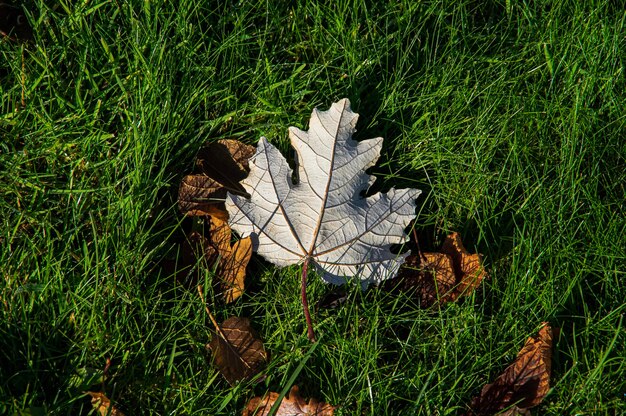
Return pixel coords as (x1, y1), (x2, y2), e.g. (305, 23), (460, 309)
(176, 140), (254, 303)
(170, 100), (559, 415)
(175, 139), (266, 388)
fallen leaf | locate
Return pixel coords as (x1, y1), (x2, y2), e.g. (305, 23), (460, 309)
(196, 139), (255, 194)
(208, 316), (268, 385)
(226, 99), (420, 340)
(382, 233), (486, 307)
(206, 216), (253, 303)
(178, 217), (252, 302)
(468, 323), (556, 415)
(178, 139), (254, 218)
(441, 232), (486, 297)
(178, 175), (229, 220)
(383, 252), (456, 307)
(243, 385), (336, 416)
(226, 99), (420, 287)
(86, 392), (125, 416)
(0, 3), (33, 41)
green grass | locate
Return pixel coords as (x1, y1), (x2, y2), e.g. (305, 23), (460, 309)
(1, 0), (625, 414)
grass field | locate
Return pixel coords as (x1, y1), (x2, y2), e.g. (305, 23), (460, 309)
(1, 1), (625, 414)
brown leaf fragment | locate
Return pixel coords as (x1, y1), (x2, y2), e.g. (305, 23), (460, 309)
(441, 232), (487, 297)
(382, 232), (486, 307)
(243, 385), (336, 416)
(178, 139), (255, 217)
(208, 216), (253, 303)
(179, 217), (252, 302)
(208, 316), (268, 385)
(468, 323), (556, 415)
(196, 139), (255, 194)
(178, 175), (229, 219)
(86, 392), (125, 416)
(382, 253), (456, 307)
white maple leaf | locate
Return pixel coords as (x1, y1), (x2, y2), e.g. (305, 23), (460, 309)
(226, 99), (421, 287)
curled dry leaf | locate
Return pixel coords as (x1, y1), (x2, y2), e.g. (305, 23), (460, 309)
(86, 392), (125, 416)
(441, 232), (486, 296)
(182, 217), (252, 302)
(383, 232), (486, 307)
(208, 316), (268, 385)
(178, 139), (255, 218)
(243, 385), (336, 416)
(205, 216), (253, 303)
(468, 323), (557, 416)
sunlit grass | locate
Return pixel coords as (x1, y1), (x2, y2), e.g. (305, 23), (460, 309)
(1, 1), (624, 414)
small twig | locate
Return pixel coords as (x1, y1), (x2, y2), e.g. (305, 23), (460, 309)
(196, 284), (224, 338)
(301, 257), (316, 342)
(21, 45), (26, 109)
(412, 228), (427, 264)
(102, 357), (111, 392)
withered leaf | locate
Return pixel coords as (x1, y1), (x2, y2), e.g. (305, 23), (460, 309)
(208, 316), (268, 385)
(206, 216), (253, 303)
(243, 385), (336, 416)
(382, 232), (486, 307)
(178, 175), (229, 220)
(178, 139), (254, 218)
(86, 392), (125, 416)
(196, 139), (255, 194)
(468, 323), (556, 415)
(441, 232), (486, 296)
(180, 217), (252, 302)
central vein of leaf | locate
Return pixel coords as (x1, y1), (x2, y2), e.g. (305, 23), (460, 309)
(306, 101), (345, 257)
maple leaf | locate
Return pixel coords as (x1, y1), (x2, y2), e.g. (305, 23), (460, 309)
(243, 385), (336, 416)
(467, 323), (557, 415)
(226, 99), (420, 340)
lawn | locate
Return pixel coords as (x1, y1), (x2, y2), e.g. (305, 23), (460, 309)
(1, 1), (625, 414)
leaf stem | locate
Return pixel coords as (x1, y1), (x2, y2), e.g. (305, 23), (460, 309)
(301, 257), (316, 342)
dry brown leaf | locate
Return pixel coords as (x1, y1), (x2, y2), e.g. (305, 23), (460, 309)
(178, 175), (229, 220)
(178, 139), (255, 218)
(196, 139), (255, 193)
(179, 217), (252, 302)
(383, 232), (486, 307)
(86, 392), (125, 416)
(382, 253), (456, 307)
(441, 232), (487, 297)
(208, 316), (268, 385)
(243, 385), (336, 416)
(468, 323), (556, 415)
(207, 216), (253, 303)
